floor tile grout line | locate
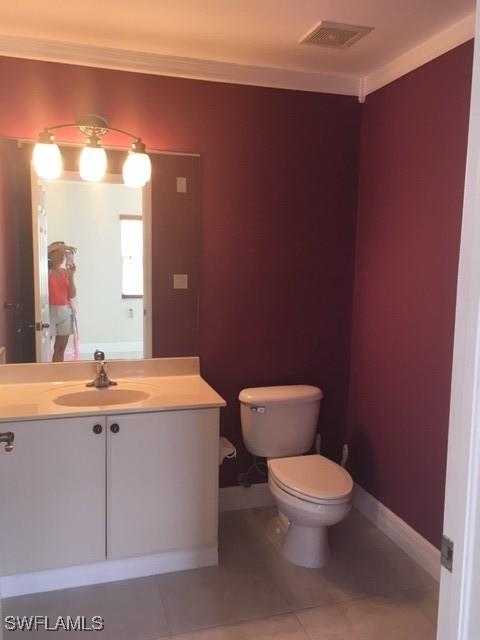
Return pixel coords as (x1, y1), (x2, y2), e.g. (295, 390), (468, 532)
(241, 507), (439, 610)
(399, 586), (439, 631)
(233, 509), (357, 615)
(236, 513), (418, 617)
(219, 511), (298, 616)
(155, 580), (174, 639)
(167, 611), (309, 639)
(293, 609), (320, 640)
(231, 507), (319, 613)
(167, 610), (295, 638)
(5, 507), (438, 638)
(289, 586), (419, 615)
(290, 594), (420, 640)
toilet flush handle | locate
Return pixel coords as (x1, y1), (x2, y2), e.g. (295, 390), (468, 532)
(250, 406), (266, 414)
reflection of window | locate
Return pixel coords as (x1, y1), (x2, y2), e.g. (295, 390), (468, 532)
(120, 216), (143, 297)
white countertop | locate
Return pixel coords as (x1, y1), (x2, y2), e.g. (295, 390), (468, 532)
(0, 358), (226, 423)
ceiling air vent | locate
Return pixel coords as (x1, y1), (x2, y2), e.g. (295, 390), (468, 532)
(300, 21), (373, 49)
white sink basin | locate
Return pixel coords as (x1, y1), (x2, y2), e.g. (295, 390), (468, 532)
(53, 388), (150, 407)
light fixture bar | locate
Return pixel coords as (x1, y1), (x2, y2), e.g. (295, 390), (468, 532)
(77, 114), (109, 139)
(32, 114), (151, 187)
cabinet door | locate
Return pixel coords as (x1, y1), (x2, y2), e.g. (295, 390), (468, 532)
(0, 416), (106, 576)
(107, 409), (219, 560)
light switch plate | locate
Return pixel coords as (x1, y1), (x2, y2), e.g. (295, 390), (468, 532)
(173, 274), (188, 289)
(176, 177), (187, 193)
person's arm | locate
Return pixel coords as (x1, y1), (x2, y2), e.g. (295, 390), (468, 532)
(67, 265), (77, 299)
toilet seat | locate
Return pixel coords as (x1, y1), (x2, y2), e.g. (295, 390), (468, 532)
(268, 454), (353, 505)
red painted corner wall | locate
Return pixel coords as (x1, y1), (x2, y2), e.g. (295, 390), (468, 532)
(348, 41), (474, 547)
(0, 43), (473, 544)
(0, 56), (362, 486)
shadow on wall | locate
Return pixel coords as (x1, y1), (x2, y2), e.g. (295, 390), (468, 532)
(347, 427), (378, 495)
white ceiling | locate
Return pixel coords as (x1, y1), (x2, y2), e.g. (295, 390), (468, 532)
(0, 0), (475, 97)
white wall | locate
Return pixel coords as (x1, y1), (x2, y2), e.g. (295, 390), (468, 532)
(44, 179), (143, 358)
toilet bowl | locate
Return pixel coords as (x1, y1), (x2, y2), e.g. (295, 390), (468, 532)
(268, 454), (353, 568)
(239, 385), (353, 568)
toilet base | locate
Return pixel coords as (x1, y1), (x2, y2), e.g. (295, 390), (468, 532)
(280, 522), (329, 568)
(267, 471), (352, 569)
(265, 514), (286, 551)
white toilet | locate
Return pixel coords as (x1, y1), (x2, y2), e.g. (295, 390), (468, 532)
(239, 385), (353, 568)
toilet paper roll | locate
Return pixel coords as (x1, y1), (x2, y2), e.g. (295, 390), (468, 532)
(219, 436), (237, 465)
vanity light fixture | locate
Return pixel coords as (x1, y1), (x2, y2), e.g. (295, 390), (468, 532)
(32, 114), (152, 187)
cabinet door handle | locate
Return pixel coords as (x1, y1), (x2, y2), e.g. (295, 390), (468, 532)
(92, 424), (103, 435)
(110, 423), (120, 434)
(0, 431), (14, 452)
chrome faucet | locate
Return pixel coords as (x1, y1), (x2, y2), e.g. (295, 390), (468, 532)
(0, 431), (14, 452)
(86, 350), (117, 388)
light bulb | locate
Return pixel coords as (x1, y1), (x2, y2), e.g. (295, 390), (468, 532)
(32, 141), (62, 180)
(79, 145), (107, 182)
(122, 150), (152, 188)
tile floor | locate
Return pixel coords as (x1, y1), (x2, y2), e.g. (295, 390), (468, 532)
(3, 507), (438, 638)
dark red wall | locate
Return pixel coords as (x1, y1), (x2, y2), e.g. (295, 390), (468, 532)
(0, 44), (473, 543)
(348, 41), (474, 547)
(0, 56), (362, 486)
(150, 153), (201, 358)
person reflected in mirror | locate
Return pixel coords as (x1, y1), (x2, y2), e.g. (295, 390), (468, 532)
(48, 241), (77, 362)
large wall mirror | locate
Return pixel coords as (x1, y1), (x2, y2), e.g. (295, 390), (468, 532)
(0, 140), (201, 364)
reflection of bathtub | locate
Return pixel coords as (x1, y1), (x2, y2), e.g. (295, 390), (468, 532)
(0, 346), (6, 364)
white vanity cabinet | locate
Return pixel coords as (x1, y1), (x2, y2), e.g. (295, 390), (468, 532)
(106, 409), (219, 559)
(0, 415), (106, 576)
(0, 407), (220, 580)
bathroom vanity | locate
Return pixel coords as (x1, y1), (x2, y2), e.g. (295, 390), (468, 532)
(0, 357), (225, 596)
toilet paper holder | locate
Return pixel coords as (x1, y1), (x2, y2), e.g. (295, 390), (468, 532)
(219, 436), (237, 465)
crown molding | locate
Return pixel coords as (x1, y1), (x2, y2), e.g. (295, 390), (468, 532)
(0, 12), (474, 102)
(0, 33), (359, 96)
(363, 11), (475, 97)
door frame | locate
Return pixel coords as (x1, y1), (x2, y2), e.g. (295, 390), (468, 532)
(437, 8), (480, 639)
(30, 172), (51, 362)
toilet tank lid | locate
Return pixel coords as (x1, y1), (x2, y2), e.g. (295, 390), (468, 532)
(238, 385), (322, 405)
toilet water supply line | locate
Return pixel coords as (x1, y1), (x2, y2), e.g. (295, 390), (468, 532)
(219, 437), (237, 465)
(341, 444), (349, 468)
(221, 433), (348, 478)
(317, 433), (350, 468)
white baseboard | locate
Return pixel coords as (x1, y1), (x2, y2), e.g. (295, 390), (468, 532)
(219, 482), (440, 581)
(1, 546), (218, 598)
(3, 484), (440, 596)
(353, 483), (441, 581)
(219, 482), (274, 512)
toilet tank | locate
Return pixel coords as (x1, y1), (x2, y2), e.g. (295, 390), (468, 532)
(239, 385), (322, 458)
